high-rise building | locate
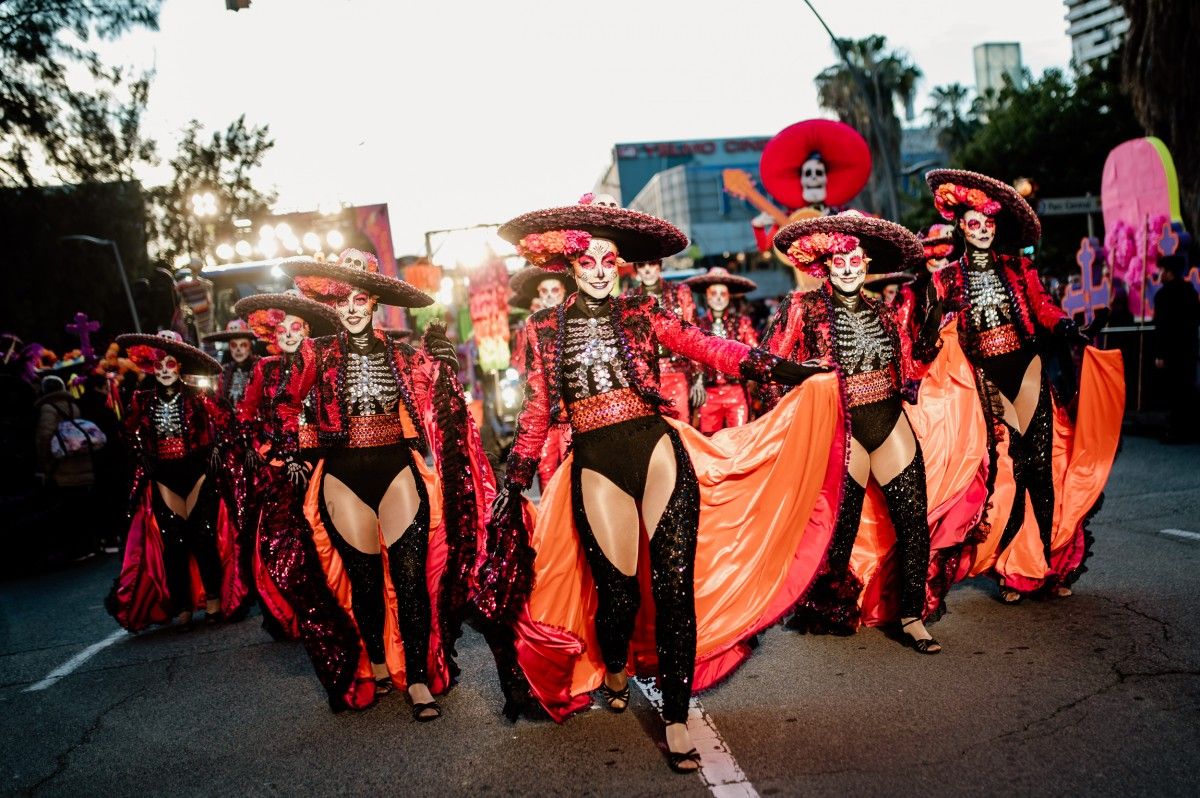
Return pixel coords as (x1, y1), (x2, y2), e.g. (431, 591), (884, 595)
(973, 42), (1024, 97)
(1064, 0), (1130, 68)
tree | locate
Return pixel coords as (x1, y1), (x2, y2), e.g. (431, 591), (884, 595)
(148, 116), (277, 265)
(951, 63), (1143, 274)
(815, 34), (921, 220)
(50, 67), (158, 184)
(927, 82), (979, 161)
(0, 0), (162, 185)
(1119, 0), (1200, 235)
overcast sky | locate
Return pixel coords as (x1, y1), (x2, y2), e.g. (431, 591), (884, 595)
(99, 0), (1074, 254)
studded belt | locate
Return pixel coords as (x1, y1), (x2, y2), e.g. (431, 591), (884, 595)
(844, 368), (898, 408)
(569, 388), (655, 433)
(156, 437), (186, 460)
(978, 324), (1022, 358)
(298, 425), (319, 450)
(347, 414), (409, 448)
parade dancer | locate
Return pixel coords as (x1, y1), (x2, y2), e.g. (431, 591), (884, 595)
(683, 266), (759, 433)
(510, 264), (572, 488)
(924, 170), (1124, 603)
(230, 291), (376, 710)
(284, 248), (518, 722)
(623, 258), (702, 423)
(763, 214), (950, 650)
(476, 198), (832, 772)
(106, 331), (244, 631)
(893, 224), (959, 341)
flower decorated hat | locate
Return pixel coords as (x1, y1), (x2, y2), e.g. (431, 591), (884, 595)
(924, 168), (1042, 248)
(509, 264), (573, 307)
(774, 211), (923, 277)
(498, 193), (689, 269)
(117, 330), (222, 374)
(232, 291), (341, 342)
(682, 266), (758, 295)
(202, 318), (256, 344)
(283, 248), (434, 308)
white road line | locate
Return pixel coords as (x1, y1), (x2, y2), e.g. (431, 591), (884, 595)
(22, 629), (127, 692)
(632, 677), (759, 798)
(1160, 528), (1200, 541)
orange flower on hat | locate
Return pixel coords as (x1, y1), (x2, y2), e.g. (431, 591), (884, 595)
(784, 231), (860, 276)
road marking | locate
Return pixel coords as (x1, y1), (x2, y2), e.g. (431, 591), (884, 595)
(23, 629), (127, 692)
(632, 677), (758, 797)
(1160, 528), (1200, 542)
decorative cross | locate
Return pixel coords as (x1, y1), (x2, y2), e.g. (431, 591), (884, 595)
(65, 312), (101, 360)
(1062, 238), (1111, 326)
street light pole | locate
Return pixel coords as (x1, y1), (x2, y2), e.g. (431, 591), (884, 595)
(61, 235), (142, 333)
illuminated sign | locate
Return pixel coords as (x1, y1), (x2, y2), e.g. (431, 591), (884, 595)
(615, 138), (770, 161)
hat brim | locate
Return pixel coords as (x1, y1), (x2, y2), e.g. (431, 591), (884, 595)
(774, 214), (923, 274)
(116, 334), (222, 374)
(924, 169), (1042, 248)
(864, 271), (916, 290)
(281, 257), (434, 308)
(681, 272), (758, 294)
(202, 330), (255, 343)
(510, 266), (573, 305)
(233, 293), (342, 338)
(498, 206), (688, 263)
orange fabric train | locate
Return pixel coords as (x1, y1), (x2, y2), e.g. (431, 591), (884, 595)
(968, 346), (1124, 591)
(513, 374), (844, 721)
(851, 326), (990, 625)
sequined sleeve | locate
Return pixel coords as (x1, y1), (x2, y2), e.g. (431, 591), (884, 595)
(737, 314), (759, 348)
(650, 303), (755, 377)
(504, 319), (551, 489)
(236, 358), (268, 425)
(759, 293), (803, 410)
(273, 338), (318, 454)
(1017, 256), (1068, 333)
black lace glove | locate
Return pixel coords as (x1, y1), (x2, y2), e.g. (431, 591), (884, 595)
(771, 358), (832, 385)
(424, 322), (459, 369)
(208, 443), (223, 472)
(282, 453), (309, 487)
(1054, 317), (1090, 346)
(490, 481), (522, 523)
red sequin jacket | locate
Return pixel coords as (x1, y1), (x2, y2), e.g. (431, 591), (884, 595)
(237, 354), (308, 446)
(505, 293), (779, 488)
(124, 385), (216, 461)
(760, 283), (938, 410)
(933, 253), (1068, 361)
(696, 312), (758, 386)
(624, 282), (698, 374)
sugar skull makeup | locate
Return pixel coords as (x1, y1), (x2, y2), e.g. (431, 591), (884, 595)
(635, 259), (662, 288)
(537, 278), (565, 308)
(801, 154), (828, 206)
(572, 238), (619, 300)
(959, 209), (996, 250)
(229, 337), (252, 363)
(827, 246), (869, 295)
(155, 355), (180, 387)
(275, 314), (309, 353)
(335, 289), (375, 333)
(706, 284), (730, 313)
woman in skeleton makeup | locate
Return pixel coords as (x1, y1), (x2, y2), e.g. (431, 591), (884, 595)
(762, 213), (951, 650)
(106, 331), (235, 632)
(476, 197), (830, 773)
(622, 257), (700, 423)
(282, 248), (520, 722)
(924, 170), (1124, 604)
(682, 267), (760, 433)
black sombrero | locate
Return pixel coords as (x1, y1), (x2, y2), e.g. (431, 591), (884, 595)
(774, 212), (923, 276)
(925, 168), (1041, 249)
(682, 266), (757, 295)
(117, 332), (222, 374)
(283, 249), (434, 309)
(233, 292), (341, 339)
(498, 205), (688, 263)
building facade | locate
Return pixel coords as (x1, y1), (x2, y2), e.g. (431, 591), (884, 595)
(1064, 0), (1130, 68)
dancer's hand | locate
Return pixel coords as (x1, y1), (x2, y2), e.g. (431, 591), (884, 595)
(283, 455), (308, 487)
(209, 445), (222, 471)
(1054, 318), (1090, 346)
(771, 358), (832, 385)
(424, 322), (459, 369)
(689, 377), (707, 408)
(490, 482), (521, 522)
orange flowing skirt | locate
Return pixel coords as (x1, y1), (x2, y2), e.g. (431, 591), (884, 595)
(513, 374), (844, 721)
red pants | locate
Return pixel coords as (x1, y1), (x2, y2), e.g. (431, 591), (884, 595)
(538, 423), (571, 489)
(659, 371), (690, 423)
(699, 384), (749, 434)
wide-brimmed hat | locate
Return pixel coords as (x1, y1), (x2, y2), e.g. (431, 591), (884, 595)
(924, 169), (1041, 248)
(760, 119), (872, 209)
(498, 205), (688, 264)
(283, 248), (434, 309)
(203, 319), (255, 344)
(510, 265), (572, 305)
(233, 292), (341, 340)
(864, 272), (916, 291)
(774, 212), (922, 277)
(117, 331), (222, 374)
(682, 266), (757, 295)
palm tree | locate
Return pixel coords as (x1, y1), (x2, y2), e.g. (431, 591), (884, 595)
(927, 83), (979, 160)
(814, 35), (922, 220)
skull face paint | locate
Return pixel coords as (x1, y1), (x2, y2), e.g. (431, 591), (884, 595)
(706, 284), (731, 314)
(155, 355), (180, 387)
(801, 154), (828, 206)
(959, 209), (996, 250)
(926, 256), (950, 273)
(589, 193), (620, 208)
(229, 337), (252, 363)
(572, 238), (619, 300)
(536, 278), (565, 308)
(275, 314), (308, 353)
(635, 259), (662, 288)
(335, 289), (375, 333)
(827, 246), (869, 295)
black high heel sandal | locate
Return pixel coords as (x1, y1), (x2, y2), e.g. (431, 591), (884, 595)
(599, 679), (630, 713)
(900, 618), (942, 655)
(374, 676), (393, 696)
(411, 700), (442, 722)
(664, 722), (702, 774)
(999, 586), (1024, 605)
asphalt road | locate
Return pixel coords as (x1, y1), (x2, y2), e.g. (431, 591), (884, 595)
(2, 435), (1198, 797)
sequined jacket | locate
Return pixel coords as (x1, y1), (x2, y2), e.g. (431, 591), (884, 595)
(124, 385), (216, 461)
(760, 284), (937, 410)
(624, 282), (698, 372)
(238, 354), (309, 448)
(696, 312), (758, 386)
(505, 293), (779, 487)
(286, 330), (434, 449)
(933, 253), (1067, 361)
(219, 356), (259, 407)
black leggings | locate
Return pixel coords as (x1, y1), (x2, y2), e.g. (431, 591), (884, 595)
(319, 453), (432, 684)
(571, 423), (699, 724)
(998, 380), (1055, 566)
(153, 480), (223, 615)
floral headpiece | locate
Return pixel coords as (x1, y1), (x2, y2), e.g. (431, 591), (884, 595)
(933, 182), (1002, 221)
(516, 229), (592, 271)
(784, 231), (862, 276)
(127, 344), (166, 371)
(246, 308), (290, 351)
(294, 275), (354, 303)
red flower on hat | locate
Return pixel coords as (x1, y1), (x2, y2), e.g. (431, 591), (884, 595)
(127, 344), (165, 371)
(933, 182), (1002, 221)
(516, 230), (592, 270)
(295, 275), (354, 304)
(784, 231), (861, 276)
(247, 308), (287, 345)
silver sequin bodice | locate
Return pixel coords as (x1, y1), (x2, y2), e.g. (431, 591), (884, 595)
(562, 311), (631, 404)
(965, 268), (1014, 332)
(834, 303), (894, 376)
(153, 392), (183, 437)
(345, 351), (399, 415)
